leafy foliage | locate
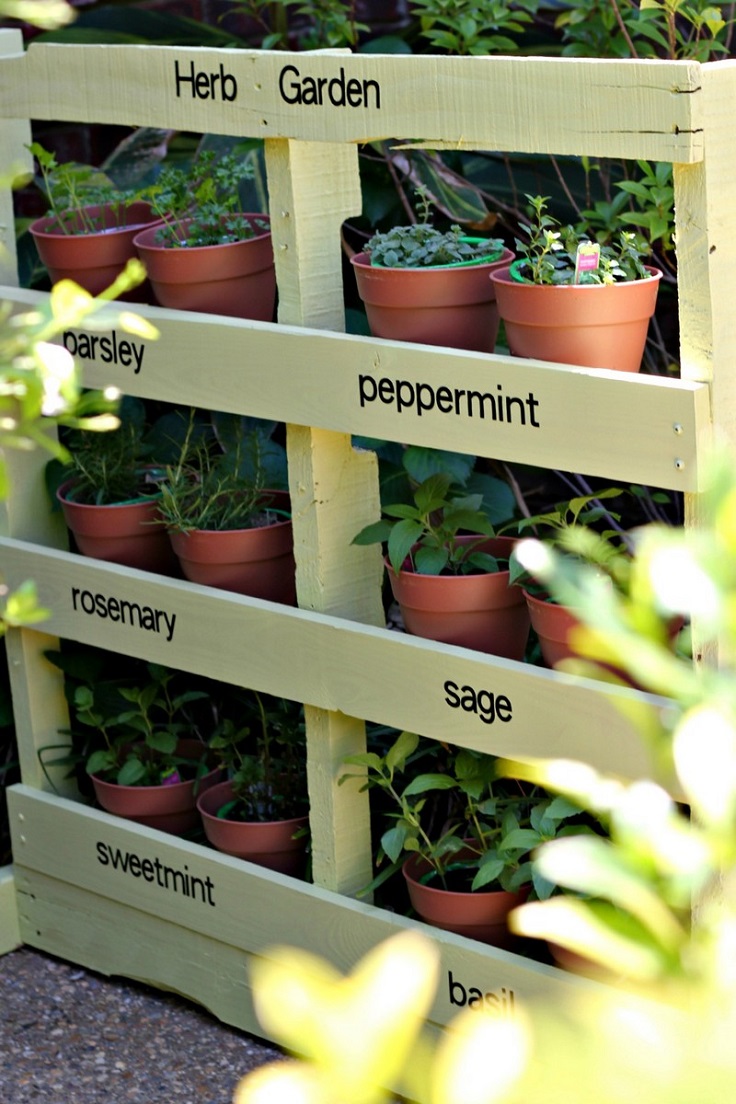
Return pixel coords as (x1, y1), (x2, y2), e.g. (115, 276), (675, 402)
(145, 150), (268, 248)
(341, 731), (588, 896)
(208, 691), (308, 821)
(28, 141), (140, 235)
(514, 194), (654, 285)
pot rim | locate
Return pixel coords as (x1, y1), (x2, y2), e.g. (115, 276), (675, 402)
(133, 212), (272, 253)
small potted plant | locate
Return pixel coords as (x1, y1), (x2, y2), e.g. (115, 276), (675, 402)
(507, 487), (631, 669)
(490, 194), (662, 372)
(54, 401), (178, 574)
(352, 467), (529, 658)
(133, 149), (275, 319)
(64, 660), (223, 835)
(27, 142), (160, 299)
(341, 731), (586, 947)
(158, 410), (295, 602)
(350, 186), (513, 352)
(197, 691), (309, 876)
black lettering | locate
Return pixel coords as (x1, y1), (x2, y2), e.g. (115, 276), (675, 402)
(448, 971), (466, 1007)
(505, 395), (526, 424)
(444, 679), (460, 709)
(80, 589), (96, 615)
(96, 841), (109, 866)
(301, 75), (319, 105)
(526, 391), (541, 427)
(476, 690), (496, 725)
(496, 695), (513, 722)
(327, 70), (345, 106)
(220, 63), (237, 101)
(346, 77), (363, 106)
(141, 858), (154, 882)
(465, 389), (497, 420)
(279, 64), (301, 104)
(468, 987), (483, 1008)
(395, 380), (415, 414)
(71, 586), (80, 610)
(174, 58), (196, 97)
(363, 77), (380, 109)
(63, 330), (77, 356)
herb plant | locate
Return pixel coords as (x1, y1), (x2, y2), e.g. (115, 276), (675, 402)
(158, 409), (288, 533)
(341, 730), (588, 896)
(59, 405), (163, 507)
(365, 186), (503, 268)
(28, 142), (139, 235)
(71, 662), (210, 786)
(352, 470), (500, 576)
(208, 691), (308, 822)
(146, 150), (268, 248)
(514, 194), (653, 285)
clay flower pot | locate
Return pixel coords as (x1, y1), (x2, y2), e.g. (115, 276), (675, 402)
(91, 739), (224, 835)
(387, 536), (530, 658)
(57, 476), (178, 574)
(166, 491), (295, 601)
(350, 247), (514, 352)
(490, 264), (662, 373)
(133, 214), (275, 319)
(403, 852), (523, 947)
(523, 589), (580, 669)
(197, 779), (309, 876)
(29, 201), (160, 299)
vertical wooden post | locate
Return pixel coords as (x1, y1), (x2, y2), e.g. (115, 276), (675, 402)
(0, 32), (71, 796)
(265, 137), (384, 895)
(674, 62), (736, 667)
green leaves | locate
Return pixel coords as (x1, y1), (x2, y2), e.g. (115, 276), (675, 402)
(354, 470), (502, 576)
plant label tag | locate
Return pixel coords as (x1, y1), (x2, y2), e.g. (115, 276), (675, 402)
(574, 242), (600, 283)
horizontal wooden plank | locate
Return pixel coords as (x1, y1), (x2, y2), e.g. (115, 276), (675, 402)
(3, 289), (709, 492)
(0, 42), (703, 161)
(0, 866), (20, 955)
(9, 785), (619, 1030)
(0, 540), (673, 781)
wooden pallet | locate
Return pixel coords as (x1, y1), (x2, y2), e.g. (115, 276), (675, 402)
(0, 30), (733, 1036)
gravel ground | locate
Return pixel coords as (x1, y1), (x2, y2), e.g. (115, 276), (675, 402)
(0, 946), (284, 1104)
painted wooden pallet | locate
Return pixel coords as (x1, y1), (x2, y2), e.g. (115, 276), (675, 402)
(0, 31), (734, 1031)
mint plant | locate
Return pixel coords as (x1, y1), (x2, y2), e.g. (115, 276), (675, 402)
(352, 470), (500, 576)
(514, 194), (653, 285)
(365, 185), (503, 268)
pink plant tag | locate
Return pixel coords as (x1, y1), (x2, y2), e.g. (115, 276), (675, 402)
(574, 241), (600, 283)
(160, 767), (182, 786)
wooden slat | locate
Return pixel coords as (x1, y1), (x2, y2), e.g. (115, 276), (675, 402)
(0, 288), (709, 492)
(0, 540), (672, 782)
(0, 42), (703, 162)
(9, 785), (624, 1030)
(0, 866), (20, 954)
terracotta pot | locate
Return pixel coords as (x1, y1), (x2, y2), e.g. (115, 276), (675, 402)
(91, 739), (224, 835)
(523, 589), (580, 669)
(490, 265), (662, 373)
(403, 852), (523, 947)
(167, 491), (295, 602)
(133, 214), (275, 319)
(57, 476), (178, 574)
(350, 247), (514, 352)
(197, 779), (309, 876)
(29, 201), (160, 300)
(387, 536), (530, 658)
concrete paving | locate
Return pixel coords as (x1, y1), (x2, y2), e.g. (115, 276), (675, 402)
(0, 946), (283, 1104)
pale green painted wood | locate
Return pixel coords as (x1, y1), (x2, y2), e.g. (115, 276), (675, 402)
(0, 41), (702, 162)
(264, 138), (380, 894)
(1, 289), (710, 493)
(0, 539), (673, 783)
(9, 785), (628, 1030)
(0, 865), (20, 953)
(0, 30), (30, 286)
